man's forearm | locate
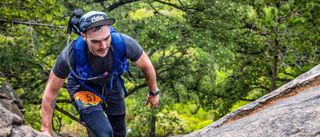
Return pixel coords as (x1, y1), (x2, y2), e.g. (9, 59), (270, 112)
(41, 89), (58, 131)
(135, 52), (158, 91)
(142, 66), (157, 91)
(40, 71), (65, 135)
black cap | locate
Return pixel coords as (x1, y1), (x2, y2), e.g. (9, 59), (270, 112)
(79, 11), (115, 32)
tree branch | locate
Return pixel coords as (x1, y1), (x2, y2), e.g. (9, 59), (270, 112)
(107, 0), (139, 12)
(277, 8), (300, 22)
(177, 0), (185, 7)
(56, 99), (73, 104)
(0, 18), (66, 29)
(127, 83), (147, 96)
(28, 101), (85, 127)
(153, 0), (186, 11)
(55, 105), (85, 127)
(29, 99), (72, 105)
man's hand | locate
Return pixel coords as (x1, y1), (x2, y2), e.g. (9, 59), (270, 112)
(135, 52), (159, 109)
(144, 94), (160, 109)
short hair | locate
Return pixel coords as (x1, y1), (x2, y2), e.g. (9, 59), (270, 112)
(84, 26), (103, 34)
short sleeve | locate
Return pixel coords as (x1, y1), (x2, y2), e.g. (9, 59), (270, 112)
(121, 34), (143, 62)
(52, 41), (75, 79)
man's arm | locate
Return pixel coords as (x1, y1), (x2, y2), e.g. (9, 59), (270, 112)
(135, 51), (157, 91)
(41, 71), (65, 136)
(134, 51), (159, 109)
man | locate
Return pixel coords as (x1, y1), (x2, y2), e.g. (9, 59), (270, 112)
(41, 11), (160, 137)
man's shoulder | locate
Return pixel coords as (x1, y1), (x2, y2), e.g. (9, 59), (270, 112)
(52, 40), (76, 79)
(119, 33), (136, 41)
(117, 33), (143, 61)
(57, 39), (76, 64)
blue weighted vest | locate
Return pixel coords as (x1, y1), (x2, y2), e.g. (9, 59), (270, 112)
(70, 27), (129, 101)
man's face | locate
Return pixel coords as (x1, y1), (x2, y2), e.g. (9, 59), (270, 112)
(81, 25), (111, 57)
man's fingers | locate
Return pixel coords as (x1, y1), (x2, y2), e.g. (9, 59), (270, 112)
(144, 96), (150, 106)
(144, 99), (148, 106)
(151, 103), (158, 109)
(145, 94), (159, 109)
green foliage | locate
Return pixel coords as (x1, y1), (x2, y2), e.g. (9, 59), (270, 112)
(171, 103), (214, 132)
(0, 0), (319, 136)
(126, 98), (214, 136)
(24, 104), (42, 129)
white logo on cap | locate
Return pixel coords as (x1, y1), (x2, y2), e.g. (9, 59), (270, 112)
(91, 15), (104, 23)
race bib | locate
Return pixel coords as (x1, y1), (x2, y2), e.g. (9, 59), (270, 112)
(74, 91), (102, 108)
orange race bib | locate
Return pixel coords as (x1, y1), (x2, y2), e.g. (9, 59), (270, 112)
(74, 91), (102, 108)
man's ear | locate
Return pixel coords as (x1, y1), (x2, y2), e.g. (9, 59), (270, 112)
(80, 32), (87, 41)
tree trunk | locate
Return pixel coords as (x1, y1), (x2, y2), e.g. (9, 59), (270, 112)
(271, 27), (280, 91)
(149, 110), (156, 137)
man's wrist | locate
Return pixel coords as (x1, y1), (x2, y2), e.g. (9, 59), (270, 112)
(149, 88), (160, 96)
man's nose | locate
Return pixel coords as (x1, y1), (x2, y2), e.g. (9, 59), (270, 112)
(99, 41), (107, 48)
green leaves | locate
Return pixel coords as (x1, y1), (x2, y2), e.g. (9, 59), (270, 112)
(0, 0), (319, 136)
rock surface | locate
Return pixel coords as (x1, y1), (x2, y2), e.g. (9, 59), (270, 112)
(0, 72), (44, 137)
(186, 64), (320, 137)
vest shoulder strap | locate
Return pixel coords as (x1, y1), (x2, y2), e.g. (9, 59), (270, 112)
(110, 27), (128, 74)
(73, 36), (93, 79)
(109, 27), (129, 97)
(74, 36), (87, 67)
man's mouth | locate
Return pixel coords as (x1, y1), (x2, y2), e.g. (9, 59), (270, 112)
(97, 49), (106, 52)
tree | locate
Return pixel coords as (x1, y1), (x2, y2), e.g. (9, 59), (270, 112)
(0, 0), (319, 136)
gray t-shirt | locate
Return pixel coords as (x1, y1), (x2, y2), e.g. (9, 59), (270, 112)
(53, 33), (143, 79)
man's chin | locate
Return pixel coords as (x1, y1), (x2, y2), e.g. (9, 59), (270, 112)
(94, 51), (107, 57)
(91, 49), (108, 57)
(97, 53), (107, 57)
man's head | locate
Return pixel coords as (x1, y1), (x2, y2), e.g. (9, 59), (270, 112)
(79, 11), (115, 32)
(79, 11), (115, 57)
